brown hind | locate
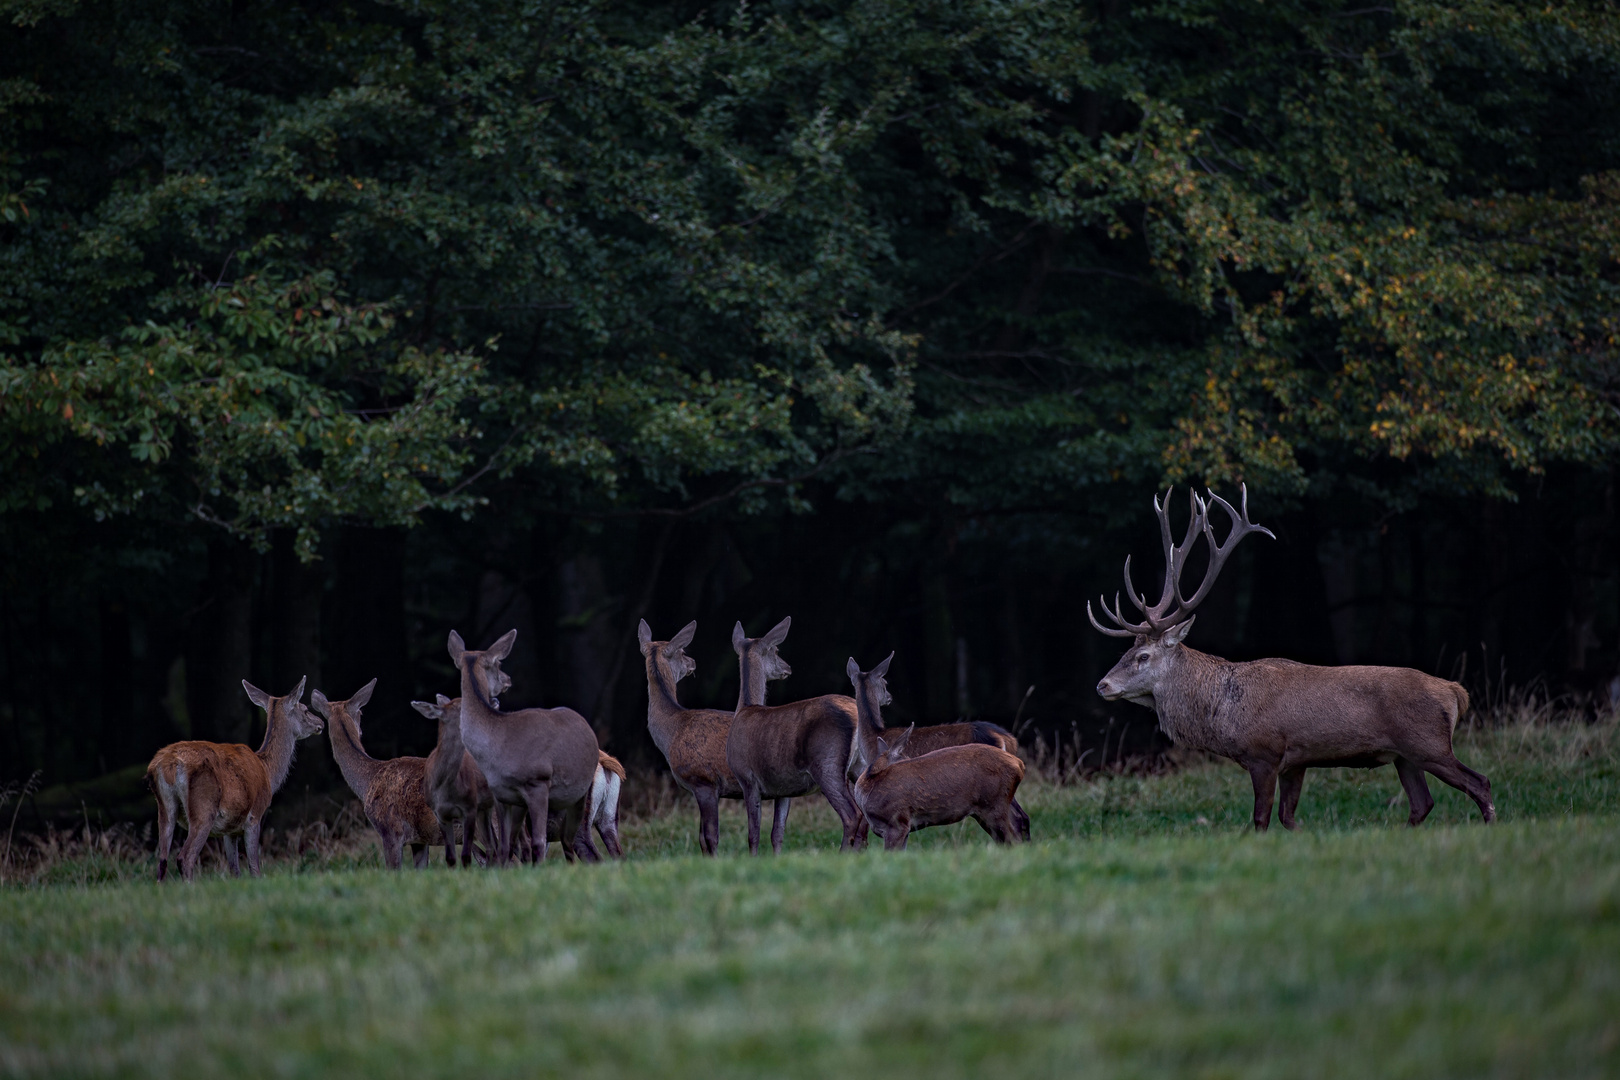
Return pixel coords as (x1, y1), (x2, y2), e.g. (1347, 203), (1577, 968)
(316, 679), (443, 869)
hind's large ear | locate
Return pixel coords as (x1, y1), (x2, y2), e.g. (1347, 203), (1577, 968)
(242, 680), (271, 710)
(309, 689), (331, 719)
(846, 656), (861, 686)
(290, 676), (307, 703)
(872, 651), (894, 680)
(435, 692), (452, 707)
(448, 630), (466, 665)
(670, 620), (697, 652)
(349, 677), (377, 710)
(875, 736), (889, 756)
(891, 723), (915, 755)
(489, 629), (518, 660)
(763, 616), (791, 647)
(410, 699), (441, 720)
(731, 621), (747, 653)
(638, 619), (654, 654)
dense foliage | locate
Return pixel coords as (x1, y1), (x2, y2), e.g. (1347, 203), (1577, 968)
(1, 0), (1617, 788)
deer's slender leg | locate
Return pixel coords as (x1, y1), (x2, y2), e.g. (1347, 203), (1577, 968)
(1011, 798), (1031, 842)
(1246, 760), (1279, 832)
(563, 801), (598, 863)
(1393, 756), (1435, 826)
(411, 843), (428, 869)
(770, 797), (791, 855)
(852, 810), (870, 849)
(1277, 766), (1307, 831)
(439, 816), (458, 867)
(742, 780), (763, 856)
(154, 789), (175, 882)
(179, 780), (219, 881)
(597, 782), (623, 859)
(1422, 756), (1496, 823)
(524, 783), (551, 864)
(379, 828), (404, 870)
(815, 768), (863, 852)
(884, 814), (910, 851)
(463, 814), (480, 867)
(693, 785), (720, 856)
(244, 816), (263, 877)
(223, 835), (241, 877)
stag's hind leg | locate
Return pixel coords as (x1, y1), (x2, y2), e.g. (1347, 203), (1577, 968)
(1423, 755), (1496, 823)
(1277, 767), (1308, 831)
(1394, 756), (1435, 826)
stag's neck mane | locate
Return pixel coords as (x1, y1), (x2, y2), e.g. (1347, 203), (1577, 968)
(255, 701), (304, 795)
(1150, 645), (1234, 749)
(643, 652), (689, 756)
(326, 705), (383, 801)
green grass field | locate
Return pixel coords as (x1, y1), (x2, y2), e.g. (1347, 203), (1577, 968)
(2, 714), (1618, 1078)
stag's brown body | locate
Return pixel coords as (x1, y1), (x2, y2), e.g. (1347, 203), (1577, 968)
(848, 656), (1025, 850)
(1091, 486), (1494, 831)
(416, 695), (494, 867)
(146, 678), (323, 881)
(451, 629), (600, 864)
(639, 620), (743, 856)
(320, 680), (443, 869)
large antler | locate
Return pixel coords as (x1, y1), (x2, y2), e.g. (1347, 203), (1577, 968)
(1086, 484), (1275, 639)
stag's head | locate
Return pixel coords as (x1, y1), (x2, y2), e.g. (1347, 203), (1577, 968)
(638, 619), (697, 683)
(1090, 485), (1274, 705)
(448, 630), (516, 707)
(310, 678), (377, 736)
(243, 677), (324, 739)
(732, 617), (793, 682)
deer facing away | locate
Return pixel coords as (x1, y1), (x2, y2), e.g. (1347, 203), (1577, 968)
(316, 679), (444, 869)
(847, 655), (1026, 850)
(146, 677), (324, 881)
(1089, 486), (1495, 831)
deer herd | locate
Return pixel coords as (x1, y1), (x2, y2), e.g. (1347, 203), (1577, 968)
(145, 485), (1496, 881)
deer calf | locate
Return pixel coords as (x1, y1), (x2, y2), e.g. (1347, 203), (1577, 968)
(146, 677), (324, 881)
(847, 656), (1026, 850)
(413, 695), (495, 867)
(1090, 486), (1495, 831)
(317, 679), (443, 869)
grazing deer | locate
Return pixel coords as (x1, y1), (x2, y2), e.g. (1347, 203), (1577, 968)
(734, 618), (1030, 844)
(449, 629), (600, 864)
(727, 618), (864, 854)
(639, 619), (745, 856)
(847, 655), (1026, 850)
(316, 679), (443, 869)
(146, 677), (324, 881)
(1089, 486), (1496, 831)
(412, 695), (495, 868)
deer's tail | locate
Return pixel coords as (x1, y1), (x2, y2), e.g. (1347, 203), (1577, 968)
(1450, 683), (1471, 735)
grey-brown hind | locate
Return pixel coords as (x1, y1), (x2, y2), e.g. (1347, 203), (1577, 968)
(450, 629), (601, 864)
(317, 679), (443, 869)
(848, 656), (1026, 850)
(1090, 485), (1494, 831)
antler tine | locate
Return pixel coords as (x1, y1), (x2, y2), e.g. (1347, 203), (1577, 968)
(1122, 555), (1155, 618)
(1174, 483), (1276, 616)
(1087, 597), (1140, 638)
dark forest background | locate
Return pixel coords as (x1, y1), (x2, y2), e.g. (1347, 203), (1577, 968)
(1, 0), (1617, 817)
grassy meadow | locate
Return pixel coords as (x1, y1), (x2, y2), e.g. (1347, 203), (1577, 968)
(1, 708), (1617, 1078)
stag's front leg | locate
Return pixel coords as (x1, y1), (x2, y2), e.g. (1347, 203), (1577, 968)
(770, 798), (791, 855)
(1277, 767), (1307, 831)
(1245, 759), (1279, 832)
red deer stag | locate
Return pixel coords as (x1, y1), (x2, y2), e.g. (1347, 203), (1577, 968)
(1089, 486), (1495, 831)
(412, 694), (495, 867)
(847, 655), (1025, 850)
(734, 618), (1029, 843)
(146, 677), (323, 881)
(639, 619), (745, 856)
(727, 617), (864, 854)
(316, 679), (443, 869)
(450, 629), (600, 864)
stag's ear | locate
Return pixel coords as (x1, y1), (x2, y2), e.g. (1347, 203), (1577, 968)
(349, 677), (377, 710)
(448, 630), (466, 665)
(670, 620), (697, 652)
(489, 629), (518, 660)
(845, 656), (861, 686)
(638, 619), (653, 653)
(872, 651), (894, 679)
(435, 692), (452, 707)
(1162, 617), (1196, 646)
(242, 680), (272, 710)
(763, 616), (791, 647)
(731, 621), (748, 653)
(309, 689), (331, 719)
(410, 699), (441, 720)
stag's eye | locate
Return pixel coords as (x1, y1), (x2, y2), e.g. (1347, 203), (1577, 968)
(1136, 653), (1150, 665)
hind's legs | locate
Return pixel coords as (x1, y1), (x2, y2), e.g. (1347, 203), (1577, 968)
(223, 835), (241, 877)
(1277, 767), (1307, 831)
(1423, 755), (1496, 823)
(742, 781), (764, 856)
(154, 794), (175, 882)
(1394, 757), (1435, 826)
(770, 798), (792, 855)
